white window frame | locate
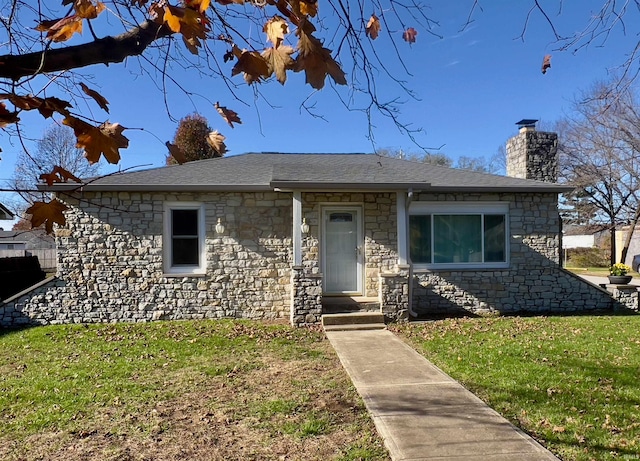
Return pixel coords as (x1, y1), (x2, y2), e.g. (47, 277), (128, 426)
(409, 201), (510, 270)
(163, 202), (207, 276)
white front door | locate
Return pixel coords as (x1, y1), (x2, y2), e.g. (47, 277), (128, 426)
(322, 207), (363, 294)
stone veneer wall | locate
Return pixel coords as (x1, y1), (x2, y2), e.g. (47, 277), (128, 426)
(380, 265), (410, 322)
(1, 191), (293, 326)
(506, 129), (558, 182)
(411, 192), (613, 316)
(290, 266), (323, 326)
(301, 192), (397, 297)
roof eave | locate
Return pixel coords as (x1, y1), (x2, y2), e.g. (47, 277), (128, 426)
(270, 181), (432, 191)
(44, 184), (274, 192)
(427, 185), (574, 193)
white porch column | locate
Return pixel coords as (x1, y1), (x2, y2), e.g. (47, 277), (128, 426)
(396, 191), (408, 265)
(293, 191), (302, 266)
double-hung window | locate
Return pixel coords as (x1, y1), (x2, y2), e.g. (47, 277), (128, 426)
(163, 202), (206, 275)
(409, 202), (509, 269)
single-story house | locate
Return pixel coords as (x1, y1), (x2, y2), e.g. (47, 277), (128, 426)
(0, 202), (14, 221)
(0, 124), (614, 326)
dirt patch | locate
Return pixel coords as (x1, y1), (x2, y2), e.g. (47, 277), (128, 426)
(1, 339), (388, 461)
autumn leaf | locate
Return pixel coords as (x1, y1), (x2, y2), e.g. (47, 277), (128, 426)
(295, 28), (346, 89)
(74, 0), (106, 20)
(36, 16), (84, 42)
(0, 102), (19, 127)
(264, 16), (289, 47)
(0, 93), (43, 111)
(231, 45), (271, 84)
(163, 5), (209, 53)
(366, 14), (380, 40)
(165, 141), (186, 164)
(299, 0), (318, 17)
(262, 45), (295, 84)
(403, 27), (417, 43)
(80, 83), (109, 113)
(185, 0), (211, 13)
(63, 116), (129, 164)
(39, 165), (82, 186)
(214, 102), (242, 128)
(27, 199), (69, 234)
(39, 97), (72, 118)
(542, 55), (551, 74)
(206, 130), (227, 156)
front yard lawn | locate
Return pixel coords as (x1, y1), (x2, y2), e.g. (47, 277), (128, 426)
(393, 315), (640, 461)
(0, 320), (388, 461)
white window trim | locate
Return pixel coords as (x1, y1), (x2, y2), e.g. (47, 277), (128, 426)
(409, 201), (510, 270)
(163, 202), (207, 276)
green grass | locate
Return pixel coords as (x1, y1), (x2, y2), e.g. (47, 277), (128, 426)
(0, 320), (388, 460)
(393, 315), (640, 461)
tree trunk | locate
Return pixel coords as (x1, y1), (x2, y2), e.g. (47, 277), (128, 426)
(610, 224), (617, 266)
(620, 207), (640, 265)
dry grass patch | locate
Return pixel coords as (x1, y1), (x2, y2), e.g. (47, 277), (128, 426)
(0, 320), (388, 461)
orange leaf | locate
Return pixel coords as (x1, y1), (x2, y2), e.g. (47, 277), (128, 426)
(39, 166), (82, 186)
(163, 5), (208, 53)
(214, 102), (242, 128)
(63, 116), (129, 164)
(0, 102), (19, 127)
(80, 83), (109, 113)
(36, 16), (83, 42)
(186, 0), (211, 13)
(231, 45), (271, 84)
(542, 55), (551, 74)
(206, 130), (227, 156)
(74, 0), (106, 20)
(366, 14), (380, 40)
(26, 199), (69, 234)
(403, 27), (418, 44)
(163, 6), (182, 33)
(299, 0), (318, 17)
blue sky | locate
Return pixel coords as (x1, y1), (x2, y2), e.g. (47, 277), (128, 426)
(0, 0), (637, 224)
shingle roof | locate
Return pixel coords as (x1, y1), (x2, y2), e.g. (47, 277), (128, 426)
(0, 202), (14, 220)
(48, 152), (571, 193)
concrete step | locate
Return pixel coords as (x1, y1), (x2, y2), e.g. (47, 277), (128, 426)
(322, 311), (386, 331)
(322, 296), (380, 314)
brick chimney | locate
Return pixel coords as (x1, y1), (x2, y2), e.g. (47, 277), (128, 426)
(506, 119), (558, 182)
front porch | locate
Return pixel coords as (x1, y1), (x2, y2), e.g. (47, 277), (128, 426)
(289, 265), (410, 326)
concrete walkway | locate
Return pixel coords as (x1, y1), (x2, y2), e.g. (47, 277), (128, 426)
(326, 329), (560, 461)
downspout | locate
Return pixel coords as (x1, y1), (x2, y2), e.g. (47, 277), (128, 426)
(405, 189), (418, 318)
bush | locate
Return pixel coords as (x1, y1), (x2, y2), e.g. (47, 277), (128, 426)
(566, 247), (609, 268)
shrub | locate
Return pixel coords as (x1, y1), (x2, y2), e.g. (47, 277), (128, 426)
(566, 247), (609, 268)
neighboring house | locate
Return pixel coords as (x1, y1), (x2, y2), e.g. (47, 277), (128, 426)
(0, 202), (14, 221)
(0, 229), (57, 271)
(614, 225), (640, 270)
(1, 123), (614, 326)
(0, 229), (56, 251)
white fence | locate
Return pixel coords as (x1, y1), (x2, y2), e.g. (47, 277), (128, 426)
(0, 249), (57, 271)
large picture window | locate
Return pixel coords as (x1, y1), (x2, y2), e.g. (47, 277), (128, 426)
(409, 202), (508, 268)
(163, 202), (206, 275)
